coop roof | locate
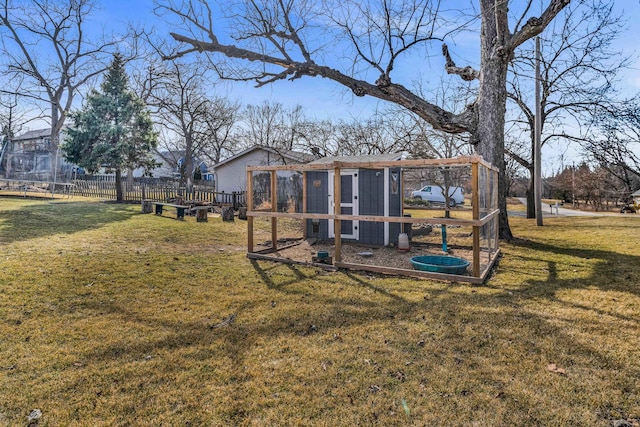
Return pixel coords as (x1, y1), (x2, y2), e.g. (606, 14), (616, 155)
(308, 153), (403, 165)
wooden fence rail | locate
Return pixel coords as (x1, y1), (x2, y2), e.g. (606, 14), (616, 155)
(71, 180), (246, 208)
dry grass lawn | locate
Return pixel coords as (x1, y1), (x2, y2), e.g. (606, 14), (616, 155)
(1, 197), (639, 426)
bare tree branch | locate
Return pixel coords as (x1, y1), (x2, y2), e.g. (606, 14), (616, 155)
(442, 44), (479, 81)
(507, 0), (571, 52)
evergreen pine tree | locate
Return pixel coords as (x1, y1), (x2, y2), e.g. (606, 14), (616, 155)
(63, 54), (157, 201)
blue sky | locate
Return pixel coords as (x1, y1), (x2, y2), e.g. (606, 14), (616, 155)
(96, 0), (640, 118)
(106, 0), (640, 173)
(10, 0), (640, 172)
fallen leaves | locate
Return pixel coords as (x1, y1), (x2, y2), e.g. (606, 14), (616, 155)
(546, 363), (566, 375)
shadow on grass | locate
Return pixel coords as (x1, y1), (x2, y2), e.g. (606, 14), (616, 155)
(0, 199), (137, 244)
(500, 237), (640, 323)
(64, 260), (637, 424)
(510, 237), (638, 285)
(249, 259), (318, 294)
(19, 227), (639, 424)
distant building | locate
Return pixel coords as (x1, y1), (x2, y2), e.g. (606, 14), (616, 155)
(632, 188), (640, 206)
(212, 146), (314, 194)
(131, 150), (211, 181)
(1, 128), (75, 181)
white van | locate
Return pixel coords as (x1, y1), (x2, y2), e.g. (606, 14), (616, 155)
(411, 185), (465, 207)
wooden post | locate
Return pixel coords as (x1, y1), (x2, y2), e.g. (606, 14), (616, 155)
(302, 171), (308, 238)
(493, 168), (500, 259)
(534, 36), (544, 227)
(400, 168), (404, 217)
(196, 207), (208, 222)
(271, 170), (278, 251)
(334, 166), (342, 263)
(472, 161), (480, 277)
(247, 170), (254, 253)
(141, 199), (152, 214)
(484, 165), (491, 265)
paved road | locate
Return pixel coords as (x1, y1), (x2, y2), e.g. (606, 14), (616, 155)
(513, 198), (638, 218)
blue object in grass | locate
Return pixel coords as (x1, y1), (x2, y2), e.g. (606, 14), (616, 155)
(410, 255), (470, 275)
(441, 224), (447, 253)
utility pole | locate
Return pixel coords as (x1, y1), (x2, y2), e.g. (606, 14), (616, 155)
(572, 162), (576, 208)
(534, 36), (543, 226)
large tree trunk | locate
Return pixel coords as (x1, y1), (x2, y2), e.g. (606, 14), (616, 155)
(115, 167), (124, 201)
(184, 135), (195, 195)
(476, 0), (513, 241)
(126, 169), (134, 191)
(526, 171), (536, 218)
(49, 103), (60, 182)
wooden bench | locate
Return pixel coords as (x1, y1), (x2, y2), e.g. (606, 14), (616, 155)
(153, 202), (189, 219)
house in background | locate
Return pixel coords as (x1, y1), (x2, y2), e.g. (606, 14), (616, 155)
(632, 188), (640, 207)
(1, 128), (75, 181)
(131, 150), (211, 182)
(212, 146), (315, 195)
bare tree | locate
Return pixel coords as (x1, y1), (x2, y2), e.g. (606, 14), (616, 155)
(158, 0), (571, 239)
(201, 98), (240, 165)
(144, 59), (240, 191)
(0, 90), (19, 177)
(384, 79), (476, 160)
(292, 118), (337, 158)
(584, 99), (640, 195)
(506, 0), (627, 217)
(0, 76), (44, 178)
(238, 101), (307, 153)
(0, 0), (130, 179)
(329, 116), (404, 156)
(289, 114), (419, 158)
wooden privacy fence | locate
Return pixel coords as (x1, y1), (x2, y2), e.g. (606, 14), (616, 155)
(72, 180), (246, 208)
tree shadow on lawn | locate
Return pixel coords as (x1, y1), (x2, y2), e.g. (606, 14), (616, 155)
(0, 200), (137, 244)
(25, 246), (639, 425)
(501, 238), (640, 324)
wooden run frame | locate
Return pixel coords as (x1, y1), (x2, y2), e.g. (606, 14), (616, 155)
(246, 155), (500, 284)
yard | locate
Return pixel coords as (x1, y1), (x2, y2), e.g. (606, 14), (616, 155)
(1, 197), (639, 426)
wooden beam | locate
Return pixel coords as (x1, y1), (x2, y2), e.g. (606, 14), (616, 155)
(271, 170), (277, 251)
(334, 262), (485, 285)
(246, 155), (497, 173)
(247, 209), (499, 227)
(472, 161), (480, 277)
(493, 168), (500, 260)
(247, 170), (254, 253)
(478, 249), (501, 282)
(485, 164), (492, 266)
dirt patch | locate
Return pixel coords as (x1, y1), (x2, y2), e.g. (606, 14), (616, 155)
(265, 239), (474, 274)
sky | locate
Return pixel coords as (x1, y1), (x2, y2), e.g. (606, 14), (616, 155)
(115, 0), (638, 116)
(7, 0), (640, 174)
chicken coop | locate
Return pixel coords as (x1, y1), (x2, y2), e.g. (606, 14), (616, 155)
(245, 155), (500, 284)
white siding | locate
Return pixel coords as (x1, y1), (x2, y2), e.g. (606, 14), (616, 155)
(215, 149), (297, 194)
(131, 153), (175, 178)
